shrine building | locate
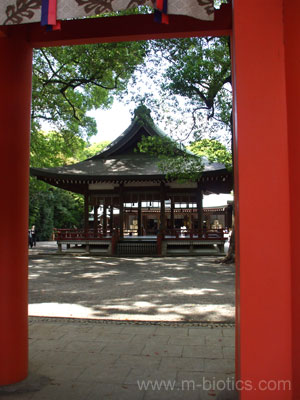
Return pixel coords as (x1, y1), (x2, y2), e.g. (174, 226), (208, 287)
(30, 106), (233, 256)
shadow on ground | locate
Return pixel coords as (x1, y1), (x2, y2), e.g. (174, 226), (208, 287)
(29, 250), (235, 322)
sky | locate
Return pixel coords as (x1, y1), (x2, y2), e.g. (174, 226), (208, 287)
(88, 100), (230, 148)
(88, 101), (133, 143)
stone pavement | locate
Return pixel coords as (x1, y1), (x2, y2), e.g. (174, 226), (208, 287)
(0, 318), (237, 400)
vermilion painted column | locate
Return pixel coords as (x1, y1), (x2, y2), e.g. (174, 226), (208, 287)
(284, 0), (300, 396)
(0, 28), (33, 384)
(232, 1), (292, 399)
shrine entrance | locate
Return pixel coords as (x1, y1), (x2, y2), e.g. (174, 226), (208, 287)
(1, 2), (299, 399)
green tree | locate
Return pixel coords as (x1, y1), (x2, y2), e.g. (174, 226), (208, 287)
(189, 139), (232, 170)
(137, 135), (205, 181)
(29, 132), (111, 239)
(32, 41), (148, 140)
(78, 141), (111, 159)
(129, 36), (232, 145)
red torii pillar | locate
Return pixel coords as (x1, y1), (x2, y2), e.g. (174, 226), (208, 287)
(233, 0), (299, 398)
(0, 28), (33, 384)
(284, 0), (300, 395)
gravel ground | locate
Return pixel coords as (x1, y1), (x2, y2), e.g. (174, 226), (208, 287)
(28, 248), (235, 322)
(29, 254), (235, 322)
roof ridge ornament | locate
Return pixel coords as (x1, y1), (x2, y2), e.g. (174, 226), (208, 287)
(133, 104), (153, 123)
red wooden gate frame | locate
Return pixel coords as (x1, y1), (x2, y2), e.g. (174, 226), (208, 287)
(0, 2), (299, 398)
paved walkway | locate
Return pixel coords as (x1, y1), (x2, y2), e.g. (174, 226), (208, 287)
(0, 318), (236, 400)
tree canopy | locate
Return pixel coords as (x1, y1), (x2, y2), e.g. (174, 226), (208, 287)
(32, 41), (148, 139)
(29, 133), (110, 240)
(128, 36), (232, 145)
(189, 139), (232, 170)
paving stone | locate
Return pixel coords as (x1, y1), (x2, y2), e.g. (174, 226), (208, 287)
(142, 343), (183, 357)
(66, 324), (96, 333)
(121, 326), (157, 335)
(176, 371), (235, 390)
(37, 364), (85, 382)
(130, 333), (170, 345)
(176, 372), (237, 400)
(28, 325), (66, 340)
(143, 387), (201, 400)
(176, 370), (207, 389)
(216, 388), (239, 399)
(30, 350), (77, 366)
(0, 372), (51, 399)
(0, 393), (35, 400)
(82, 383), (115, 399)
(78, 365), (131, 384)
(183, 345), (223, 359)
(168, 335), (205, 346)
(31, 338), (68, 352)
(87, 383), (145, 400)
(124, 367), (177, 385)
(189, 327), (223, 337)
(222, 328), (235, 337)
(159, 357), (204, 372)
(30, 381), (92, 400)
(59, 330), (105, 341)
(97, 325), (125, 334)
(205, 336), (235, 347)
(88, 325), (120, 335)
(63, 339), (106, 353)
(223, 347), (235, 359)
(70, 352), (119, 367)
(204, 359), (235, 374)
(114, 355), (161, 369)
(155, 327), (189, 336)
(96, 333), (135, 343)
(101, 342), (146, 355)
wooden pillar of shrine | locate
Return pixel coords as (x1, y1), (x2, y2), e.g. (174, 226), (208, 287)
(160, 182), (166, 234)
(0, 29), (33, 385)
(84, 193), (89, 237)
(103, 204), (107, 236)
(190, 208), (194, 236)
(137, 200), (142, 236)
(119, 183), (124, 238)
(170, 196), (175, 234)
(225, 204), (233, 230)
(93, 205), (98, 236)
(110, 205), (114, 232)
(196, 184), (203, 237)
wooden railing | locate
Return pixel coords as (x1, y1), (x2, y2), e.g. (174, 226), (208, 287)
(164, 228), (225, 240)
(54, 228), (113, 240)
(54, 228), (225, 241)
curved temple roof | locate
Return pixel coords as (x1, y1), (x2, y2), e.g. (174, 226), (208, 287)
(30, 106), (232, 193)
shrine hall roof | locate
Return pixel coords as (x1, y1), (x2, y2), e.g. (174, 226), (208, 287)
(30, 106), (230, 183)
(31, 153), (227, 181)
